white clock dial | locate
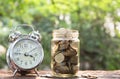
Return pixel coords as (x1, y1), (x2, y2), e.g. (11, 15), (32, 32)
(10, 38), (44, 69)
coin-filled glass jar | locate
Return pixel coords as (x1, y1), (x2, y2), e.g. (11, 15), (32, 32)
(51, 28), (80, 77)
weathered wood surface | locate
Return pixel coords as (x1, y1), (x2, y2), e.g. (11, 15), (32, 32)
(0, 70), (120, 79)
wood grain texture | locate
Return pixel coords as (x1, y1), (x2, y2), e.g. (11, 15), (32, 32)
(0, 70), (120, 79)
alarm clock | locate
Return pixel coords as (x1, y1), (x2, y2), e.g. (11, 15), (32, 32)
(6, 24), (44, 76)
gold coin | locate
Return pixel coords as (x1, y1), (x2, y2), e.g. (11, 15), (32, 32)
(55, 62), (66, 67)
(70, 56), (78, 65)
(72, 65), (79, 74)
(63, 48), (77, 56)
(58, 40), (69, 50)
(54, 65), (70, 74)
(55, 53), (65, 63)
(70, 41), (79, 49)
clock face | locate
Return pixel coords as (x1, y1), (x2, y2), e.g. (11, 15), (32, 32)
(10, 38), (44, 69)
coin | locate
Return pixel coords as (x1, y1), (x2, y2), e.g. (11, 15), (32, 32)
(69, 46), (77, 55)
(54, 65), (70, 74)
(70, 56), (78, 65)
(58, 40), (69, 50)
(55, 62), (66, 67)
(53, 40), (60, 45)
(70, 41), (79, 49)
(71, 65), (79, 74)
(54, 53), (65, 63)
(63, 48), (77, 56)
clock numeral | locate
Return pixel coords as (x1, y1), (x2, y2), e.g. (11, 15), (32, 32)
(33, 58), (35, 61)
(24, 43), (28, 48)
(29, 61), (32, 64)
(19, 43), (32, 49)
(14, 53), (21, 55)
(16, 58), (20, 61)
(17, 49), (20, 52)
(35, 53), (38, 56)
(30, 45), (33, 49)
(25, 62), (28, 65)
(20, 60), (23, 64)
(19, 44), (23, 48)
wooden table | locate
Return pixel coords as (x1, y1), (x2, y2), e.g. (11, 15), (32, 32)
(0, 70), (120, 79)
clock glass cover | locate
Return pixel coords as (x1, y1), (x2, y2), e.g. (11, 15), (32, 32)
(10, 38), (44, 69)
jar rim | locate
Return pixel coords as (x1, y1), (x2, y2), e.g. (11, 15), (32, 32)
(52, 28), (79, 39)
(53, 28), (79, 33)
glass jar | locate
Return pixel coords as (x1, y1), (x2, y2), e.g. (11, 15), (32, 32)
(51, 28), (80, 77)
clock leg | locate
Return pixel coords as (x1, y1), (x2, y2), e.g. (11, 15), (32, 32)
(34, 69), (40, 76)
(13, 69), (18, 77)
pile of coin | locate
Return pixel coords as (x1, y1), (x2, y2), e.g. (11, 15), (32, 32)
(52, 40), (79, 74)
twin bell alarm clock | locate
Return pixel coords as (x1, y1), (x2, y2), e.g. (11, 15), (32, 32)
(6, 24), (44, 76)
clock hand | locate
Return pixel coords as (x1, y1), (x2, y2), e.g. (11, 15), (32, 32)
(24, 53), (33, 57)
(24, 47), (37, 56)
(24, 53), (35, 60)
(29, 47), (37, 53)
(24, 47), (37, 60)
(24, 53), (29, 56)
(30, 55), (35, 61)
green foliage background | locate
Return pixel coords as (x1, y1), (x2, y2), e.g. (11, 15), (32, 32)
(0, 0), (120, 70)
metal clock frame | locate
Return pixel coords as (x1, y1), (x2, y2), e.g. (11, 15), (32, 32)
(6, 24), (44, 76)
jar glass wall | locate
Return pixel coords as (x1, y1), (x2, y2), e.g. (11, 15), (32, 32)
(51, 28), (80, 77)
